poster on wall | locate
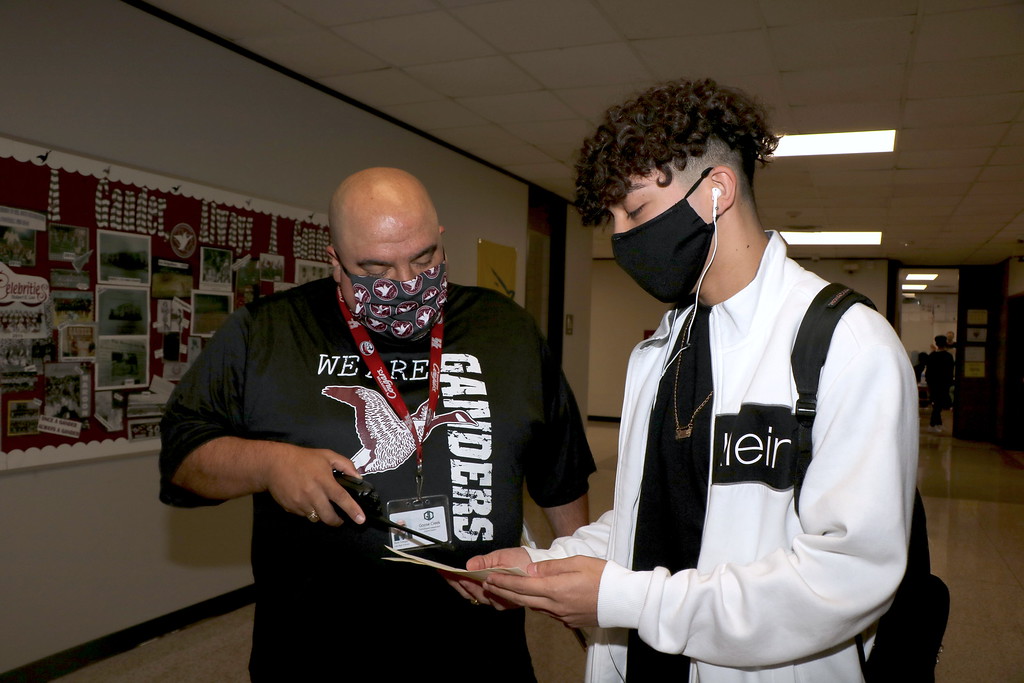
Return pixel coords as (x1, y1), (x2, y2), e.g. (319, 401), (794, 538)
(0, 135), (330, 471)
(476, 239), (517, 298)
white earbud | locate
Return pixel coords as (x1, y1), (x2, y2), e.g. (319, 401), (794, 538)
(711, 187), (721, 200)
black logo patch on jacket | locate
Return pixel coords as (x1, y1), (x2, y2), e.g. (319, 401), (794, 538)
(713, 404), (800, 490)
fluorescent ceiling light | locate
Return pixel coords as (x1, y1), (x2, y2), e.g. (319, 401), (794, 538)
(781, 231), (882, 246)
(774, 130), (896, 157)
(902, 284), (928, 291)
(905, 273), (938, 281)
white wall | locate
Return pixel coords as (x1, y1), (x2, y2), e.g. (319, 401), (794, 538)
(794, 258), (890, 319)
(587, 260), (671, 417)
(1010, 258), (1024, 297)
(561, 209), (592, 417)
(0, 0), (566, 672)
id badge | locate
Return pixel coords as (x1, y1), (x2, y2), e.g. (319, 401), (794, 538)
(386, 495), (452, 551)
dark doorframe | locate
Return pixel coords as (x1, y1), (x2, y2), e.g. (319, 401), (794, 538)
(954, 264), (1005, 441)
(1004, 294), (1024, 450)
(526, 186), (567, 364)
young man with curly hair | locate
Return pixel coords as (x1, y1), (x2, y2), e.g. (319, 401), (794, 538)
(458, 80), (919, 681)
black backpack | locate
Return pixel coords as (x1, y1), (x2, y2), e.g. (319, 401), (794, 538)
(792, 283), (950, 682)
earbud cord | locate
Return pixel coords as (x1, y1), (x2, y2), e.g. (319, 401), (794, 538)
(680, 191), (719, 350)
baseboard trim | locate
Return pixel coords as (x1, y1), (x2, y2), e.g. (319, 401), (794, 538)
(0, 585), (255, 682)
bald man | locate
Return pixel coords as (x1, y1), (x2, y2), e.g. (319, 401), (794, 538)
(159, 167), (594, 680)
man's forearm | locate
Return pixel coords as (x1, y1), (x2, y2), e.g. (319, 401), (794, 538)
(542, 493), (590, 538)
(170, 436), (279, 500)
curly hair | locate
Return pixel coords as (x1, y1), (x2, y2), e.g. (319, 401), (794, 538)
(574, 79), (779, 226)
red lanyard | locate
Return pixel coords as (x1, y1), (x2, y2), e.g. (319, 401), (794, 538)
(336, 287), (444, 498)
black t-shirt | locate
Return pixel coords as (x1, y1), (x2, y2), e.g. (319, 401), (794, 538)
(159, 278), (594, 680)
(925, 349), (954, 389)
(627, 305), (713, 681)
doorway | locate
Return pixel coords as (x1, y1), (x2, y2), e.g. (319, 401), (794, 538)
(897, 267), (959, 426)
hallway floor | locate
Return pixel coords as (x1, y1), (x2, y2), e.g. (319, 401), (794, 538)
(54, 415), (1024, 681)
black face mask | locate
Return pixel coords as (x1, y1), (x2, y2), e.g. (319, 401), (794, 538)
(611, 167), (714, 303)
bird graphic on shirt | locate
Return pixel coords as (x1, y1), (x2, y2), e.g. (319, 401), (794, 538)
(321, 385), (479, 474)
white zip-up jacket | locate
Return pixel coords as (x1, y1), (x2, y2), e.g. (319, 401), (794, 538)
(529, 233), (919, 682)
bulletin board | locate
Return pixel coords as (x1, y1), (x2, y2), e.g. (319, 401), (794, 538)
(0, 136), (331, 471)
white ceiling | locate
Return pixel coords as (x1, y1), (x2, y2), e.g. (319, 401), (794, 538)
(139, 0), (1024, 265)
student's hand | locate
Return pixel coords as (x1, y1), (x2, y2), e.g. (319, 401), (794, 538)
(482, 555), (605, 628)
(441, 547), (533, 609)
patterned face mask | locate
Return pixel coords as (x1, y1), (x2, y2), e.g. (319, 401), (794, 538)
(346, 262), (447, 341)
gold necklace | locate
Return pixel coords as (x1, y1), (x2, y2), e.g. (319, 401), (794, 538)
(672, 310), (713, 440)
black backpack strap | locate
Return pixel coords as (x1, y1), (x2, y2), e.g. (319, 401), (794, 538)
(791, 283), (875, 516)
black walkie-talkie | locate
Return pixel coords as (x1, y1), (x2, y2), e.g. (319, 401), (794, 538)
(331, 470), (453, 550)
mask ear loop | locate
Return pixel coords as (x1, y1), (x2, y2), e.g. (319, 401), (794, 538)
(680, 188), (720, 349)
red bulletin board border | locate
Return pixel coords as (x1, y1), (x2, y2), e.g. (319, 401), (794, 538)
(0, 137), (330, 471)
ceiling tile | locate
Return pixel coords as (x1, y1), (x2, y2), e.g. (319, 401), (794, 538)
(594, 0), (765, 40)
(892, 183), (973, 198)
(552, 83), (654, 121)
(474, 144), (556, 166)
(897, 148), (993, 169)
(405, 56), (540, 97)
(535, 141), (581, 164)
(458, 91), (578, 123)
(813, 169), (896, 187)
(897, 124), (1009, 151)
(510, 43), (654, 89)
(436, 0), (512, 6)
(633, 30), (775, 81)
(502, 161), (573, 180)
(908, 54), (1024, 100)
(451, 0), (619, 52)
(761, 0), (918, 26)
(278, 0), (435, 25)
(990, 145), (1024, 165)
(238, 30), (387, 77)
(1010, 124), (1024, 145)
(893, 168), (981, 185)
(501, 119), (596, 147)
(380, 98), (489, 129)
(319, 68), (443, 106)
(890, 195), (963, 210)
(769, 17), (915, 70)
(826, 207), (888, 222)
(789, 101), (901, 133)
(979, 165), (1024, 182)
(914, 4), (1024, 62)
(964, 180), (1024, 197)
(783, 154), (895, 172)
(903, 94), (1024, 128)
(888, 203), (960, 218)
(332, 12), (496, 65)
(143, 0), (318, 40)
(428, 123), (526, 151)
(781, 64), (902, 106)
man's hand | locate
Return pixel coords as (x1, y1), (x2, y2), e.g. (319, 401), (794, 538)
(172, 437), (366, 526)
(263, 445), (365, 526)
(482, 555), (606, 628)
(441, 547), (532, 609)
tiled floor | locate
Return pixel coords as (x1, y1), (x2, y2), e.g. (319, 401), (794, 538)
(55, 416), (1024, 681)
